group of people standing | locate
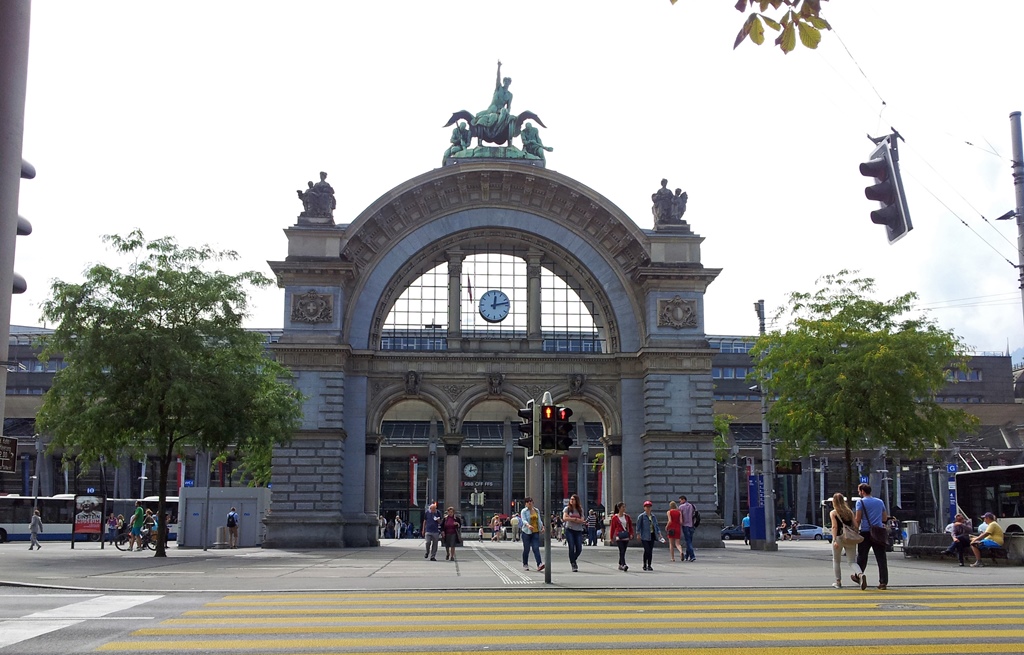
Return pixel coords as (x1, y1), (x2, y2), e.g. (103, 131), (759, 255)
(607, 495), (698, 572)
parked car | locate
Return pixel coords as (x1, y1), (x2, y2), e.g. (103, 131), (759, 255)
(721, 524), (746, 540)
(794, 524), (827, 540)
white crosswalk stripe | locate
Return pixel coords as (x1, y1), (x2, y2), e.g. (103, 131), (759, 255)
(0, 595), (161, 650)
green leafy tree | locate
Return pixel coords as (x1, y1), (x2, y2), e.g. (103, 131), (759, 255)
(713, 413), (737, 463)
(671, 0), (831, 54)
(36, 231), (303, 556)
(749, 271), (978, 495)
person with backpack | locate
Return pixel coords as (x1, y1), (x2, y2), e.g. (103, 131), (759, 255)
(227, 507), (240, 548)
(678, 495), (697, 562)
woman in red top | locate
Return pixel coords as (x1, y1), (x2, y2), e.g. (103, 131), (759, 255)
(440, 507), (461, 561)
(608, 502), (634, 572)
(666, 500), (684, 561)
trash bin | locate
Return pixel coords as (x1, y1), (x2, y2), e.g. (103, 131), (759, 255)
(214, 526), (229, 549)
(904, 520), (919, 538)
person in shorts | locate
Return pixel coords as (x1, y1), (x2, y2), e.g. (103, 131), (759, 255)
(227, 507), (240, 548)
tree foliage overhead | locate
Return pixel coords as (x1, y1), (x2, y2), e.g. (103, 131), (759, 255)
(36, 231), (303, 555)
(671, 0), (832, 54)
(749, 271), (978, 492)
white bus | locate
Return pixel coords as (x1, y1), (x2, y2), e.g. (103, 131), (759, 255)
(955, 464), (1024, 535)
(0, 495), (178, 543)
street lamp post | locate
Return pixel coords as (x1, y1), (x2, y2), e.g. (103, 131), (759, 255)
(877, 469), (891, 511)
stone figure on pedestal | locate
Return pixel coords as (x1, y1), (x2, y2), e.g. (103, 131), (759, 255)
(442, 121), (471, 164)
(651, 178), (688, 228)
(521, 122), (553, 162)
(297, 171), (337, 219)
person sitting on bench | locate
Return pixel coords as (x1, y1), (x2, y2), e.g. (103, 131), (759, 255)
(969, 512), (1004, 567)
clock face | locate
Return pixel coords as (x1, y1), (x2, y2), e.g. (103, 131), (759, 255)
(478, 289), (510, 323)
(463, 463), (479, 478)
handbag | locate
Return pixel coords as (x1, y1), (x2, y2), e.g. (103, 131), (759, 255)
(840, 524), (864, 544)
(617, 530), (630, 541)
(869, 525), (888, 547)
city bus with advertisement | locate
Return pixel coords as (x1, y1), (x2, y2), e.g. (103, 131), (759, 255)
(0, 494), (178, 543)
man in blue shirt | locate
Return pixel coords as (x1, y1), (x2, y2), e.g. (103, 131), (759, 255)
(741, 513), (751, 545)
(851, 483), (889, 590)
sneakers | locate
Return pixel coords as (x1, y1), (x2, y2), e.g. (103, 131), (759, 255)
(832, 581), (842, 589)
(970, 561), (984, 568)
(524, 565), (530, 571)
(430, 557), (436, 561)
(622, 564), (629, 572)
(537, 563), (545, 572)
(572, 565), (579, 573)
(878, 584), (887, 590)
(424, 553), (429, 559)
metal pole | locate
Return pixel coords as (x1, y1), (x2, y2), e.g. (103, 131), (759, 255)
(543, 454), (551, 584)
(755, 299), (777, 551)
(203, 452), (212, 551)
(1010, 112), (1024, 329)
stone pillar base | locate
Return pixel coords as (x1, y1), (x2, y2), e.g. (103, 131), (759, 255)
(263, 512), (344, 549)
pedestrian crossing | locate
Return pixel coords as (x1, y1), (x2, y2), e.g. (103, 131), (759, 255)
(95, 588), (1024, 653)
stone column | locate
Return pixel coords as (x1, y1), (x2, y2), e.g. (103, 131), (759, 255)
(427, 422), (439, 507)
(364, 437), (381, 520)
(606, 443), (623, 512)
(502, 418), (513, 515)
(442, 438), (463, 513)
(526, 253), (542, 349)
(447, 251), (463, 350)
(576, 419), (589, 510)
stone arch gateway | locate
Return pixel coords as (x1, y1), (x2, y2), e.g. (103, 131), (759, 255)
(265, 160), (722, 548)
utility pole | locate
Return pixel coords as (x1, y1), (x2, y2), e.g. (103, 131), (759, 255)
(754, 300), (777, 551)
(1010, 112), (1024, 330)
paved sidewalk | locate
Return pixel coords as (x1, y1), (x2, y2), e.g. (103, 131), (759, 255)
(0, 538), (1017, 593)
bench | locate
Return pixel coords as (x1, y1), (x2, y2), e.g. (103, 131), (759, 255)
(903, 532), (1008, 564)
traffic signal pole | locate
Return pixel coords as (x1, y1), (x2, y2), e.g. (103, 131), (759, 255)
(543, 453), (551, 584)
(0, 0), (32, 432)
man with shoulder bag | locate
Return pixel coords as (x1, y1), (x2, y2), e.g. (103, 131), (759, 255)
(851, 483), (889, 591)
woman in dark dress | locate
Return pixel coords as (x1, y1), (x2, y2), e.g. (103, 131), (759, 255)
(440, 507), (461, 562)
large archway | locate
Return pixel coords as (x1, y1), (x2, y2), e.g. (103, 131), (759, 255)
(266, 160), (721, 548)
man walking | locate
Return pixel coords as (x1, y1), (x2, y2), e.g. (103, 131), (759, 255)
(586, 509), (598, 546)
(510, 512), (521, 542)
(678, 495), (696, 562)
(227, 507), (240, 549)
(29, 508), (43, 550)
(129, 501), (145, 551)
(851, 483), (889, 590)
(422, 503), (442, 561)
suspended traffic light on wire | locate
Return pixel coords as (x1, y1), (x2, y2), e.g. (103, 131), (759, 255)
(859, 134), (912, 244)
(516, 400), (538, 458)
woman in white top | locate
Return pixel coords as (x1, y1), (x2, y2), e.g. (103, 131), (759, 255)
(829, 492), (861, 588)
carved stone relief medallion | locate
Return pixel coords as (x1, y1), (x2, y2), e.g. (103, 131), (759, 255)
(291, 290), (333, 324)
(657, 295), (697, 329)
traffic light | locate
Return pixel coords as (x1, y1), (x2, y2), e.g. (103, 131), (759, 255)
(539, 404), (557, 452)
(12, 160), (33, 294)
(860, 136), (912, 244)
(516, 400), (538, 458)
(555, 406), (574, 452)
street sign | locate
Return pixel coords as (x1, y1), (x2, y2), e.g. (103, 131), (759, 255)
(0, 436), (16, 473)
(860, 475), (869, 484)
(946, 464), (958, 473)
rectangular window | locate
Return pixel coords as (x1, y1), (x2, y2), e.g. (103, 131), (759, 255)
(712, 367), (722, 379)
(723, 368), (735, 379)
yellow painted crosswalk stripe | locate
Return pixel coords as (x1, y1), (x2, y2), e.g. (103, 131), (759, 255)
(96, 630), (1024, 651)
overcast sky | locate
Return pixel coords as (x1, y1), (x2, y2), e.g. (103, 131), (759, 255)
(14, 1), (1024, 355)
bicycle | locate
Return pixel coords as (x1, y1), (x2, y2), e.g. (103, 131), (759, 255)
(114, 530), (156, 551)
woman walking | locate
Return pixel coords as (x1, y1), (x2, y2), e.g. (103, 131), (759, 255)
(609, 502), (633, 572)
(106, 512), (118, 545)
(440, 507), (461, 561)
(665, 500), (684, 561)
(520, 498), (545, 572)
(829, 492), (861, 588)
(637, 500), (663, 571)
(562, 494), (586, 572)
